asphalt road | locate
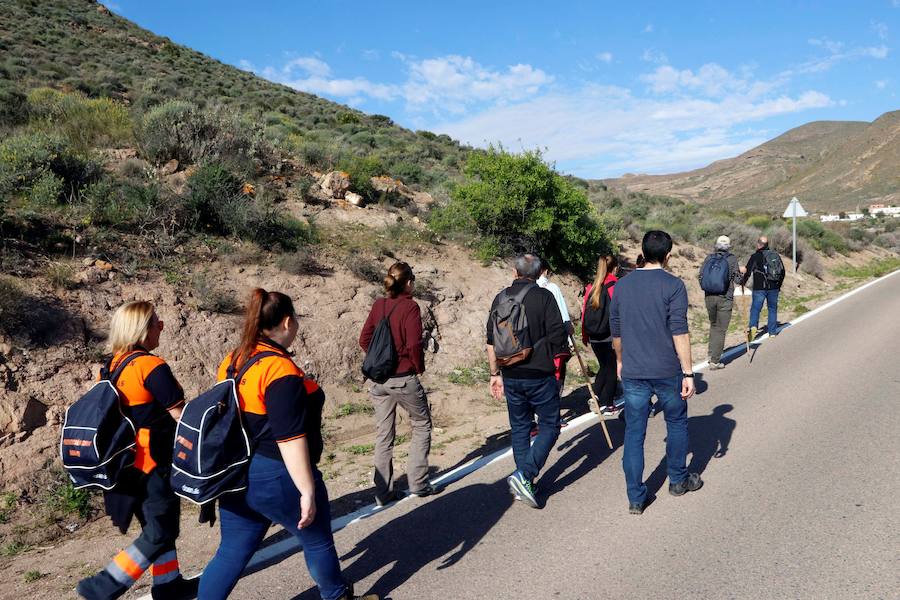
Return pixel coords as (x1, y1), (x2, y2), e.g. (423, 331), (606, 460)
(224, 273), (900, 600)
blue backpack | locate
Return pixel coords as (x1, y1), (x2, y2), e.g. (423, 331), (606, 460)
(60, 352), (146, 490)
(700, 253), (731, 294)
(170, 351), (278, 505)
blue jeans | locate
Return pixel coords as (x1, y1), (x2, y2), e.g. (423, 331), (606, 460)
(199, 454), (346, 600)
(504, 375), (560, 481)
(622, 376), (689, 505)
(750, 289), (780, 334)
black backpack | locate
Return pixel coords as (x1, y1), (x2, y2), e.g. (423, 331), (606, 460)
(61, 352), (146, 490)
(583, 283), (612, 340)
(170, 351), (279, 505)
(700, 252), (731, 294)
(489, 284), (536, 367)
(761, 249), (785, 284)
(361, 300), (399, 383)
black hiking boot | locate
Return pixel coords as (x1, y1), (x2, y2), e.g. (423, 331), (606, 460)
(76, 571), (127, 600)
(338, 582), (380, 600)
(628, 502), (645, 515)
(374, 490), (399, 507)
(669, 472), (704, 496)
(410, 483), (439, 498)
(151, 575), (199, 600)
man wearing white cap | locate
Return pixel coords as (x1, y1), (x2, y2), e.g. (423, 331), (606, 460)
(698, 235), (741, 369)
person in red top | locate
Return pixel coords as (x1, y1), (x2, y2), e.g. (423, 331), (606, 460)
(77, 301), (196, 600)
(359, 261), (435, 506)
(581, 254), (621, 416)
(199, 289), (376, 600)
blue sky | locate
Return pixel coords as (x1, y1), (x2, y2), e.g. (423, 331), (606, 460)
(102, 1), (899, 178)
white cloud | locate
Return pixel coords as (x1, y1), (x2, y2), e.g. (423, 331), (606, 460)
(872, 21), (889, 40)
(793, 39), (889, 74)
(362, 49), (380, 61)
(596, 52), (613, 64)
(643, 24), (654, 33)
(400, 55), (553, 114)
(876, 79), (888, 89)
(434, 77), (833, 176)
(641, 63), (751, 97)
(641, 48), (669, 64)
(246, 54), (552, 115)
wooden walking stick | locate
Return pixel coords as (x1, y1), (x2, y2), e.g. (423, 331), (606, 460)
(569, 335), (614, 450)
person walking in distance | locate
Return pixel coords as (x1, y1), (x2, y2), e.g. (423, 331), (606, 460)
(77, 301), (197, 600)
(200, 289), (377, 600)
(739, 236), (786, 341)
(698, 235), (741, 370)
(536, 257), (574, 393)
(581, 254), (620, 415)
(611, 231), (703, 515)
(359, 262), (435, 507)
(486, 254), (568, 509)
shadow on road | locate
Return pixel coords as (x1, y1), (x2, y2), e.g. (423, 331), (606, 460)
(291, 479), (515, 599)
(721, 322), (791, 366)
(539, 419), (623, 500)
(642, 404), (737, 502)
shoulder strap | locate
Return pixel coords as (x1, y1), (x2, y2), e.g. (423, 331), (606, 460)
(227, 351), (282, 382)
(383, 298), (400, 321)
(102, 351), (149, 384)
(511, 282), (537, 303)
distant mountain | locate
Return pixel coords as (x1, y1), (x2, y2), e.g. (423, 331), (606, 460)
(604, 112), (900, 212)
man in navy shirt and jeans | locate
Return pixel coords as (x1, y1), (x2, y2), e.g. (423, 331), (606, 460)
(611, 231), (703, 514)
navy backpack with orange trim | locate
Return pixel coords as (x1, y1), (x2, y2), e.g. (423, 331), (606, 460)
(60, 352), (146, 490)
(170, 351), (277, 505)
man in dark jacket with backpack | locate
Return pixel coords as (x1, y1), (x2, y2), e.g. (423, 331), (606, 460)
(739, 236), (786, 341)
(698, 235), (741, 370)
(486, 254), (567, 509)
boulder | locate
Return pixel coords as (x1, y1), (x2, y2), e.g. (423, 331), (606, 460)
(345, 191), (365, 207)
(319, 171), (351, 199)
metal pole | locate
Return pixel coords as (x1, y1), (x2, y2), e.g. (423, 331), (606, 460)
(792, 201), (797, 273)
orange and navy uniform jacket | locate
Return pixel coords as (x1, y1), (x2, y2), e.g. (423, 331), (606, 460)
(106, 348), (185, 474)
(217, 338), (326, 465)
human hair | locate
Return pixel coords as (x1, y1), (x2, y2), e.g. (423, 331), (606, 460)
(641, 230), (673, 265)
(715, 240), (730, 251)
(108, 301), (155, 355)
(514, 254), (542, 279)
(590, 254), (618, 309)
(758, 236), (769, 249)
(384, 261), (414, 298)
(234, 288), (295, 369)
(636, 254), (646, 268)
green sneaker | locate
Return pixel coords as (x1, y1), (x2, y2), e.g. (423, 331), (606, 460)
(507, 471), (540, 509)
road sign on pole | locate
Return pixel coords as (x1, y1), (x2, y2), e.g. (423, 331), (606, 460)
(783, 197), (807, 273)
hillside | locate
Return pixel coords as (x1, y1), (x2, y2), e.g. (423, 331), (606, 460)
(0, 0), (468, 188)
(605, 113), (900, 212)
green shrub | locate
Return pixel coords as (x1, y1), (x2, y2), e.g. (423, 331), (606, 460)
(81, 179), (165, 230)
(338, 155), (383, 202)
(336, 111), (360, 124)
(45, 479), (93, 519)
(335, 402), (374, 417)
(442, 147), (614, 274)
(27, 171), (65, 205)
(186, 163), (242, 233)
(139, 101), (275, 174)
(0, 132), (99, 202)
(26, 87), (131, 152)
(745, 215), (772, 229)
(0, 80), (28, 129)
(190, 272), (239, 313)
(796, 219), (849, 256)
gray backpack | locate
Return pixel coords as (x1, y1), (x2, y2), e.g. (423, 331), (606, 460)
(761, 249), (785, 284)
(489, 284), (536, 367)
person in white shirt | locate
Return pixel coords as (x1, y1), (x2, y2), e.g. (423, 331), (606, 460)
(536, 257), (574, 395)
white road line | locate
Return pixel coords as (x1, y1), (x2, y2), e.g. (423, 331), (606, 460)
(137, 268), (899, 597)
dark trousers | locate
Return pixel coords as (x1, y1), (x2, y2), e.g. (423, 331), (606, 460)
(94, 468), (181, 594)
(504, 375), (560, 481)
(590, 341), (617, 407)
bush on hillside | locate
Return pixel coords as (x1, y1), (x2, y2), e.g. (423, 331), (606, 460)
(0, 132), (99, 204)
(138, 101), (276, 174)
(186, 163), (243, 233)
(432, 147), (614, 274)
(338, 155), (383, 202)
(796, 219), (849, 256)
(81, 179), (167, 231)
(0, 80), (28, 130)
(26, 88), (131, 153)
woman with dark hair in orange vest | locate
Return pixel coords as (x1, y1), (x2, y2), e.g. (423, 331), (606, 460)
(199, 289), (377, 600)
(77, 301), (197, 600)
